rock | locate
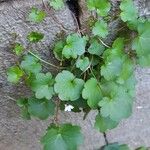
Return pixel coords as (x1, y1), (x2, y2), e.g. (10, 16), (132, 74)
(0, 0), (150, 150)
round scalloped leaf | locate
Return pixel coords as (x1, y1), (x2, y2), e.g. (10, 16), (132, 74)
(76, 57), (90, 71)
(62, 33), (88, 59)
(54, 70), (85, 101)
(27, 31), (44, 43)
(41, 123), (83, 150)
(120, 0), (138, 23)
(20, 55), (42, 74)
(87, 0), (111, 17)
(28, 7), (46, 23)
(53, 40), (65, 61)
(12, 43), (24, 56)
(94, 114), (119, 133)
(99, 82), (133, 122)
(101, 38), (134, 83)
(88, 39), (105, 56)
(7, 66), (24, 84)
(49, 0), (64, 10)
(31, 72), (55, 100)
(92, 20), (108, 38)
(82, 78), (102, 108)
(132, 21), (150, 66)
(28, 97), (55, 120)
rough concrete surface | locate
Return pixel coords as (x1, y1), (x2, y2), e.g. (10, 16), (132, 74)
(0, 0), (150, 150)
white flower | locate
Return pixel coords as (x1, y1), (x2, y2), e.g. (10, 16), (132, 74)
(64, 104), (74, 112)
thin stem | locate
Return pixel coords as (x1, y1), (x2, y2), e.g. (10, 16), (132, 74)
(89, 67), (102, 92)
(54, 98), (60, 126)
(98, 38), (110, 48)
(5, 95), (16, 102)
(103, 132), (109, 145)
(83, 71), (86, 80)
(28, 51), (65, 69)
(80, 56), (93, 76)
(89, 67), (97, 79)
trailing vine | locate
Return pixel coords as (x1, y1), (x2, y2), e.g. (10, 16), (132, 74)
(7, 0), (150, 149)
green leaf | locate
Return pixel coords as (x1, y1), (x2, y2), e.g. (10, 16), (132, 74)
(49, 0), (64, 10)
(17, 97), (55, 120)
(7, 66), (24, 84)
(92, 20), (108, 38)
(88, 39), (105, 56)
(28, 97), (55, 120)
(120, 0), (138, 23)
(101, 38), (134, 83)
(82, 78), (102, 108)
(132, 21), (150, 66)
(31, 72), (55, 100)
(62, 33), (88, 59)
(99, 82), (133, 122)
(21, 108), (31, 120)
(20, 55), (42, 74)
(41, 123), (83, 150)
(76, 57), (90, 71)
(101, 143), (130, 150)
(87, 0), (111, 16)
(124, 74), (136, 98)
(17, 98), (31, 120)
(94, 114), (119, 133)
(54, 70), (84, 101)
(28, 7), (46, 23)
(27, 32), (44, 43)
(13, 43), (24, 56)
(53, 40), (65, 61)
(136, 147), (148, 150)
(101, 57), (123, 81)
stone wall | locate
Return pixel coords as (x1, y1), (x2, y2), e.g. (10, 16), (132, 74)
(0, 0), (150, 150)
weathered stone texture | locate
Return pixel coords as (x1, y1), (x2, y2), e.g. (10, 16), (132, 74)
(0, 0), (150, 150)
(0, 1), (105, 150)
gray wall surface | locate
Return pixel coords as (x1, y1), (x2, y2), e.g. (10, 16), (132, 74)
(0, 0), (150, 150)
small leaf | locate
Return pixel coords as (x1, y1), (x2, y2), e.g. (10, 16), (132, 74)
(31, 72), (55, 100)
(87, 0), (111, 16)
(132, 21), (150, 66)
(92, 20), (108, 38)
(94, 114), (119, 133)
(28, 7), (46, 23)
(17, 98), (31, 120)
(101, 143), (130, 150)
(88, 39), (105, 56)
(7, 66), (23, 84)
(54, 70), (84, 101)
(41, 123), (83, 150)
(28, 97), (55, 120)
(49, 0), (64, 10)
(76, 57), (90, 71)
(62, 33), (88, 59)
(82, 78), (102, 108)
(136, 147), (149, 150)
(99, 82), (133, 122)
(120, 0), (138, 23)
(101, 38), (134, 83)
(27, 32), (44, 43)
(53, 40), (65, 61)
(13, 43), (24, 56)
(20, 55), (42, 74)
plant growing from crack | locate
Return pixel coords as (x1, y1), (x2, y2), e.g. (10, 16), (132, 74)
(7, 0), (150, 149)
